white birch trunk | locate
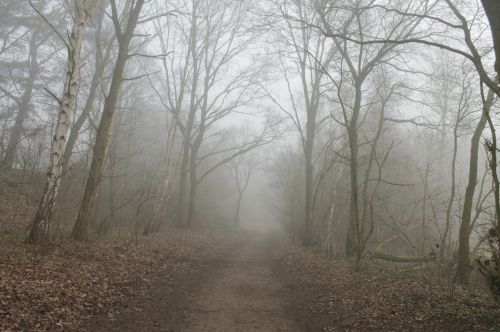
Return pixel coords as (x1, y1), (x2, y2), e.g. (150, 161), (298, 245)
(27, 0), (96, 244)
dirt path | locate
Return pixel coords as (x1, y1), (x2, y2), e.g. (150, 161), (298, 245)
(88, 231), (302, 331)
(179, 235), (300, 332)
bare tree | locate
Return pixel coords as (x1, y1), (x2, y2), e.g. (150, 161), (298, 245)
(62, 4), (113, 172)
(315, 0), (423, 269)
(230, 152), (261, 225)
(27, 0), (98, 244)
(153, 0), (269, 228)
(436, 64), (474, 264)
(269, 0), (335, 245)
(480, 0), (500, 80)
(476, 84), (500, 294)
(1, 31), (41, 169)
(71, 0), (145, 241)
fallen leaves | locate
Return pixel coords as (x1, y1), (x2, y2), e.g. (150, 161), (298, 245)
(0, 230), (224, 331)
(273, 245), (500, 331)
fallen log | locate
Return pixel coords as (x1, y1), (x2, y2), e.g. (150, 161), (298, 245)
(369, 251), (435, 263)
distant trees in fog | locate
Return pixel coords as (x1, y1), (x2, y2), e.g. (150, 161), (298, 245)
(267, 0), (500, 290)
(1, 0), (500, 296)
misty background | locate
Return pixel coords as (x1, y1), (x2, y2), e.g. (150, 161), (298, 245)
(0, 0), (500, 293)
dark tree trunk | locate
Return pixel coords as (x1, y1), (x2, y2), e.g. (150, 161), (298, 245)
(177, 4), (199, 229)
(62, 65), (100, 172)
(481, 0), (500, 78)
(187, 141), (200, 228)
(346, 82), (362, 261)
(2, 32), (38, 169)
(303, 114), (315, 246)
(455, 89), (494, 284)
(177, 139), (191, 228)
(234, 192), (243, 225)
(71, 0), (144, 241)
(441, 125), (458, 261)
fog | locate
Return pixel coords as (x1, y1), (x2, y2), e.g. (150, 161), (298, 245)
(1, 0), (500, 310)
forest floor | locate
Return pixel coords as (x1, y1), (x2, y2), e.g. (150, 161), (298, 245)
(85, 228), (300, 331)
(273, 243), (500, 331)
(0, 229), (228, 331)
(86, 227), (500, 332)
(2, 225), (500, 331)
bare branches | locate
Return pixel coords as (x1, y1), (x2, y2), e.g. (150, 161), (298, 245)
(311, 0), (500, 96)
(43, 87), (62, 106)
(109, 0), (123, 38)
(28, 0), (68, 48)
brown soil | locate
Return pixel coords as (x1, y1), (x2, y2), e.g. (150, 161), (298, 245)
(180, 236), (300, 331)
(75, 228), (500, 332)
(86, 230), (302, 331)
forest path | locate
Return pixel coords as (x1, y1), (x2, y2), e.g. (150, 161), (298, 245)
(178, 231), (300, 332)
(88, 229), (302, 332)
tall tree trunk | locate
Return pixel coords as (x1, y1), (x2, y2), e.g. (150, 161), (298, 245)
(27, 1), (93, 244)
(62, 63), (100, 172)
(483, 85), (500, 287)
(455, 88), (494, 284)
(71, 0), (144, 241)
(62, 8), (107, 172)
(177, 130), (192, 228)
(441, 122), (459, 262)
(346, 83), (362, 264)
(234, 190), (243, 225)
(303, 120), (314, 246)
(143, 115), (178, 235)
(359, 89), (389, 259)
(481, 0), (500, 79)
(2, 32), (39, 169)
(186, 141), (199, 228)
(185, 109), (205, 229)
(176, 1), (199, 229)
